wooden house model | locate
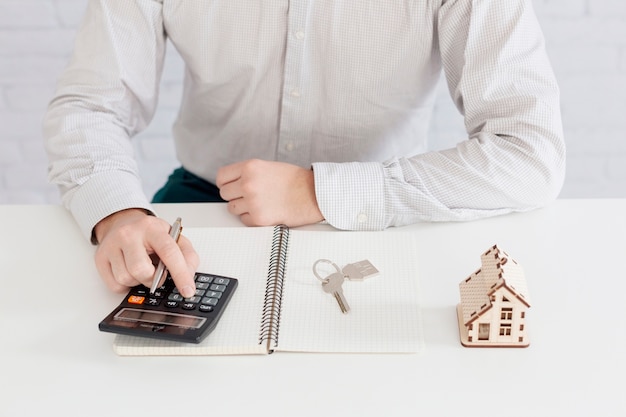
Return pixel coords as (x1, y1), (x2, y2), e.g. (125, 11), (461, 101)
(457, 245), (531, 348)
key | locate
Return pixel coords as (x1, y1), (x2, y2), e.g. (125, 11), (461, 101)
(342, 260), (379, 281)
(322, 272), (350, 314)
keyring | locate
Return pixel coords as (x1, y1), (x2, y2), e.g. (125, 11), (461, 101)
(312, 259), (341, 282)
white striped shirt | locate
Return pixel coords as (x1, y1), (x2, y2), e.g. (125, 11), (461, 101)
(44, 0), (565, 239)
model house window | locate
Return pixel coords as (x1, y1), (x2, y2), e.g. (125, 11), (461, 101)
(499, 324), (512, 336)
(501, 307), (513, 320)
(478, 323), (490, 340)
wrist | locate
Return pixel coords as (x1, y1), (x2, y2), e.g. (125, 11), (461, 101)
(92, 208), (151, 245)
(302, 167), (324, 223)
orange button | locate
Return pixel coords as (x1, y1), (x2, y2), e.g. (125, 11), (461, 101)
(128, 295), (145, 304)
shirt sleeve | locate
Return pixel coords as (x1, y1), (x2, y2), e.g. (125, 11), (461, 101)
(313, 0), (566, 230)
(42, 0), (166, 241)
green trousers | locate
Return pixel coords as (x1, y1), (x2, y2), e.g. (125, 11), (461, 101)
(152, 167), (226, 203)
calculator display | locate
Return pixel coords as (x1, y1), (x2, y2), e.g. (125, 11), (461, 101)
(114, 308), (206, 329)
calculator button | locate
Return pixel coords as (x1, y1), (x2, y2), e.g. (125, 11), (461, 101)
(205, 291), (222, 299)
(196, 274), (213, 283)
(128, 295), (145, 305)
(196, 282), (210, 290)
(201, 297), (219, 306)
(168, 293), (184, 302)
(146, 298), (161, 306)
(184, 296), (202, 303)
(182, 302), (196, 310)
(165, 301), (179, 308)
(152, 290), (166, 298)
(199, 305), (214, 313)
(210, 284), (226, 292)
(134, 288), (148, 296)
(213, 277), (230, 285)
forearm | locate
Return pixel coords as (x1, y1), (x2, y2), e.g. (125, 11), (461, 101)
(313, 130), (564, 231)
(43, 0), (166, 240)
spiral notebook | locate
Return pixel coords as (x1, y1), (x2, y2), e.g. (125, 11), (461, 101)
(111, 225), (423, 356)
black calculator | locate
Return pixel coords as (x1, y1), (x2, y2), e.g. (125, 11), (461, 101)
(99, 272), (238, 344)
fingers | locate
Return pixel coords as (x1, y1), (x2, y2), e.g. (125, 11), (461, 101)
(215, 160), (245, 189)
(154, 233), (198, 298)
(95, 247), (136, 294)
(124, 236), (159, 280)
(217, 160), (273, 224)
(94, 214), (198, 298)
(215, 162), (241, 203)
(178, 235), (200, 274)
(216, 159), (264, 203)
(217, 162), (254, 219)
(217, 159), (324, 227)
(226, 197), (250, 218)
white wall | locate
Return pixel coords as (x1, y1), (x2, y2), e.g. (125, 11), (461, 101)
(1, 0), (625, 205)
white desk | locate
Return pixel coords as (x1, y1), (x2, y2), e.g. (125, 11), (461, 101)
(1, 200), (625, 416)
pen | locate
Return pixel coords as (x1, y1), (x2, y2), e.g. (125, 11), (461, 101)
(149, 217), (183, 294)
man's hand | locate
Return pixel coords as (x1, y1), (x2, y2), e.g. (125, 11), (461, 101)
(216, 159), (324, 227)
(93, 208), (199, 298)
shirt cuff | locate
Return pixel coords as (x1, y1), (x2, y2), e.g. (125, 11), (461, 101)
(67, 171), (153, 243)
(312, 161), (386, 230)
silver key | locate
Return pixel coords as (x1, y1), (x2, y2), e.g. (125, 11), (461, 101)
(322, 272), (350, 314)
(342, 260), (379, 281)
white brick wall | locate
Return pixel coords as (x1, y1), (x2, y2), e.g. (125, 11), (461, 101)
(1, 0), (624, 205)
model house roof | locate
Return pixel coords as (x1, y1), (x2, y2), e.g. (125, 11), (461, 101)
(459, 245), (531, 325)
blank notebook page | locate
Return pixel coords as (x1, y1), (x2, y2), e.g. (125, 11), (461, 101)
(276, 230), (423, 353)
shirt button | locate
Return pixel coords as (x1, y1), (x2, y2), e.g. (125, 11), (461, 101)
(285, 141), (295, 152)
(290, 88), (301, 98)
(295, 30), (305, 40)
(357, 213), (368, 224)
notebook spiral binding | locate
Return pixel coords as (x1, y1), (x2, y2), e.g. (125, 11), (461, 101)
(259, 224), (290, 352)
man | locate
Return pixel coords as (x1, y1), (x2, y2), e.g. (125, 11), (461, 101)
(43, 0), (565, 298)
